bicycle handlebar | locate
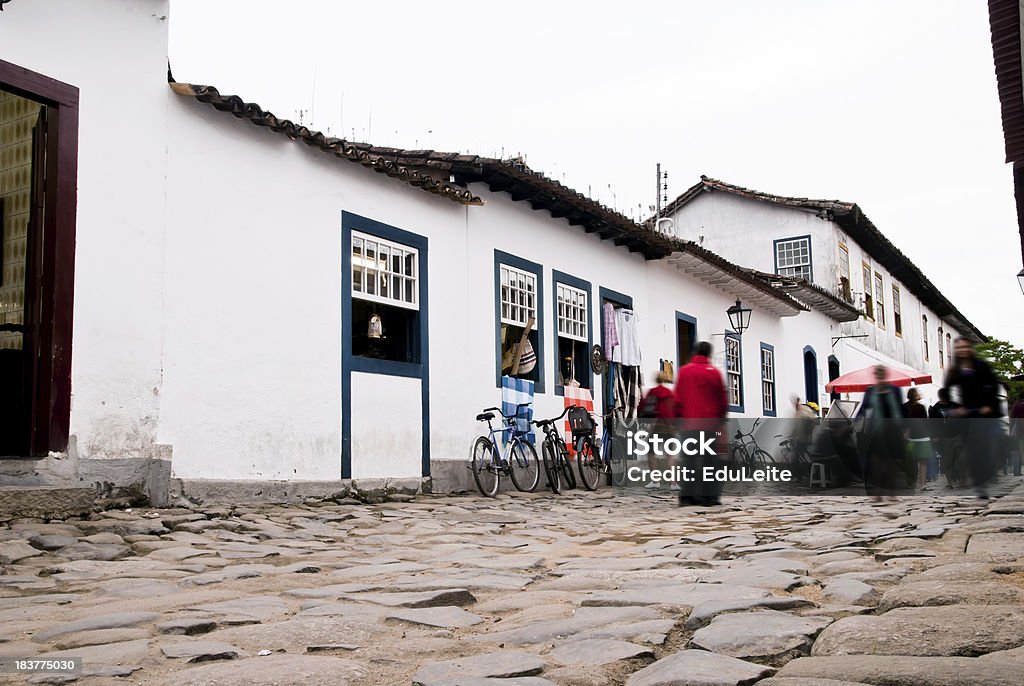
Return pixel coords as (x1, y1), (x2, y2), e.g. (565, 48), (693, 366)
(480, 403), (532, 420)
(533, 405), (574, 427)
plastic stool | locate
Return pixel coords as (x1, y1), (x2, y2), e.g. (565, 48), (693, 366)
(809, 462), (829, 488)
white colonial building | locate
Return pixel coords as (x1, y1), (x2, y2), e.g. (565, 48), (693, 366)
(0, 1), (986, 504)
(661, 177), (984, 407)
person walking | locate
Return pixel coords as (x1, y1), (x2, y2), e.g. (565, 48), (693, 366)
(673, 341), (728, 507)
(929, 388), (963, 488)
(1009, 392), (1024, 477)
(638, 370), (680, 488)
(903, 388), (930, 489)
(943, 337), (1002, 499)
(856, 365), (906, 499)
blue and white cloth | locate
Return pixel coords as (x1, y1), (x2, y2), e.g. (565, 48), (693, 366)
(501, 375), (535, 445)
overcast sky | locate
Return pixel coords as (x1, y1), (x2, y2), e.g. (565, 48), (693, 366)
(168, 0), (1024, 349)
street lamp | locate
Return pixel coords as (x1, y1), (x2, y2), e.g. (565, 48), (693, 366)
(726, 298), (752, 336)
(1018, 268), (1024, 296)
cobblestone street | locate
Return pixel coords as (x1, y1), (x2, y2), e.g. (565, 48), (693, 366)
(3, 477), (1024, 685)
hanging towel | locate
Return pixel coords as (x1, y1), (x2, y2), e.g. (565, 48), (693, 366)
(612, 308), (642, 366)
(602, 302), (619, 360)
(501, 375), (535, 445)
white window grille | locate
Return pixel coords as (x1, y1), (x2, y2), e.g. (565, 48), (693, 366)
(351, 231), (418, 310)
(500, 265), (537, 327)
(556, 283), (588, 342)
(726, 336), (742, 408)
(938, 326), (944, 368)
(923, 315), (930, 362)
(874, 273), (885, 328)
(946, 333), (952, 367)
(837, 244), (851, 301)
(761, 348), (775, 414)
(893, 284), (903, 335)
(776, 237), (812, 280)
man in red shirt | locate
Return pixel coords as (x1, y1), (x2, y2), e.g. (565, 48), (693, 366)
(674, 341), (729, 506)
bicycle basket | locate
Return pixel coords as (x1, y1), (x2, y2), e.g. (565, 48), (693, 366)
(567, 406), (595, 438)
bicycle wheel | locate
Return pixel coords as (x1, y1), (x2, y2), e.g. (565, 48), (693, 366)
(509, 439), (541, 492)
(542, 440), (561, 494)
(470, 436), (500, 497)
(606, 435), (627, 486)
(560, 443), (577, 490)
(751, 448), (775, 466)
(576, 436), (602, 491)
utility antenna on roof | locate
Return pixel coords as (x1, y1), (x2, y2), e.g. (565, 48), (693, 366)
(339, 92), (345, 139)
(310, 66), (317, 127)
(367, 106), (373, 141)
(655, 162), (669, 222)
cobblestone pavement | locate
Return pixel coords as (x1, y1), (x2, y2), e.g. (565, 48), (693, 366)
(2, 477), (1024, 686)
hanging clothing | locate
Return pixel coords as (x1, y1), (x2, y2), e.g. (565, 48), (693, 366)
(602, 302), (619, 360)
(614, 365), (643, 420)
(612, 308), (641, 366)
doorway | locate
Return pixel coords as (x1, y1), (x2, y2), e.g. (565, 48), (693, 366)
(803, 346), (819, 407)
(0, 60), (78, 458)
(828, 355), (841, 401)
(676, 312), (696, 370)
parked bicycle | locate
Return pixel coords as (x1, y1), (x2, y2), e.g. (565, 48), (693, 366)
(470, 403), (540, 497)
(532, 406), (578, 494)
(729, 418), (775, 468)
(599, 404), (631, 487)
(567, 405), (604, 490)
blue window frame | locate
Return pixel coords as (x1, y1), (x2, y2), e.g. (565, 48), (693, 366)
(760, 342), (776, 417)
(724, 331), (744, 413)
(552, 270), (593, 396)
(495, 250), (545, 393)
(773, 234), (813, 282)
(341, 211), (430, 479)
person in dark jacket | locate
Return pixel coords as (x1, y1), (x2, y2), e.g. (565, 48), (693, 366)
(904, 388), (930, 488)
(929, 387), (963, 488)
(1010, 392), (1024, 477)
(674, 341), (728, 507)
(856, 365), (906, 498)
(943, 337), (1002, 499)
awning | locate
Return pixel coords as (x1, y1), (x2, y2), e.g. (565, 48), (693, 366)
(825, 366), (933, 393)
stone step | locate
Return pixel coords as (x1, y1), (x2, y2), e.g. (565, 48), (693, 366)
(0, 485), (94, 522)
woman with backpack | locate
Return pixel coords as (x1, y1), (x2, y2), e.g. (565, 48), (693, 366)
(637, 370), (679, 488)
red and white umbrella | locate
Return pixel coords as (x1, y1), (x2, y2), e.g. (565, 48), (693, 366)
(825, 366), (933, 393)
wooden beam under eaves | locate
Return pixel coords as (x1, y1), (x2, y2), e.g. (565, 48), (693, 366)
(509, 185), (533, 202)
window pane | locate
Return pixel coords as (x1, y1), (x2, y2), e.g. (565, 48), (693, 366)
(393, 275), (402, 299)
(392, 250), (403, 275)
(353, 265), (363, 292)
(366, 268), (377, 295)
(365, 241), (377, 264)
(405, 278), (415, 304)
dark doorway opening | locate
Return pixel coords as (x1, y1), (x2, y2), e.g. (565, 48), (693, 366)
(676, 313), (696, 371)
(828, 355), (841, 401)
(0, 60), (78, 458)
(803, 347), (819, 407)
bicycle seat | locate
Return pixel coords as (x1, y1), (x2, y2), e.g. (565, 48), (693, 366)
(476, 412), (495, 422)
(533, 419), (552, 428)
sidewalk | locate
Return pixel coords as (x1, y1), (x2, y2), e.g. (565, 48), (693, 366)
(1, 476), (1023, 685)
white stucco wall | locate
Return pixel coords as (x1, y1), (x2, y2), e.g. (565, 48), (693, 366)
(0, 0), (171, 460)
(669, 192), (833, 281)
(668, 189), (970, 404)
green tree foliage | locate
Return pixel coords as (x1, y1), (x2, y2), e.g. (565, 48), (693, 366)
(976, 338), (1024, 400)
